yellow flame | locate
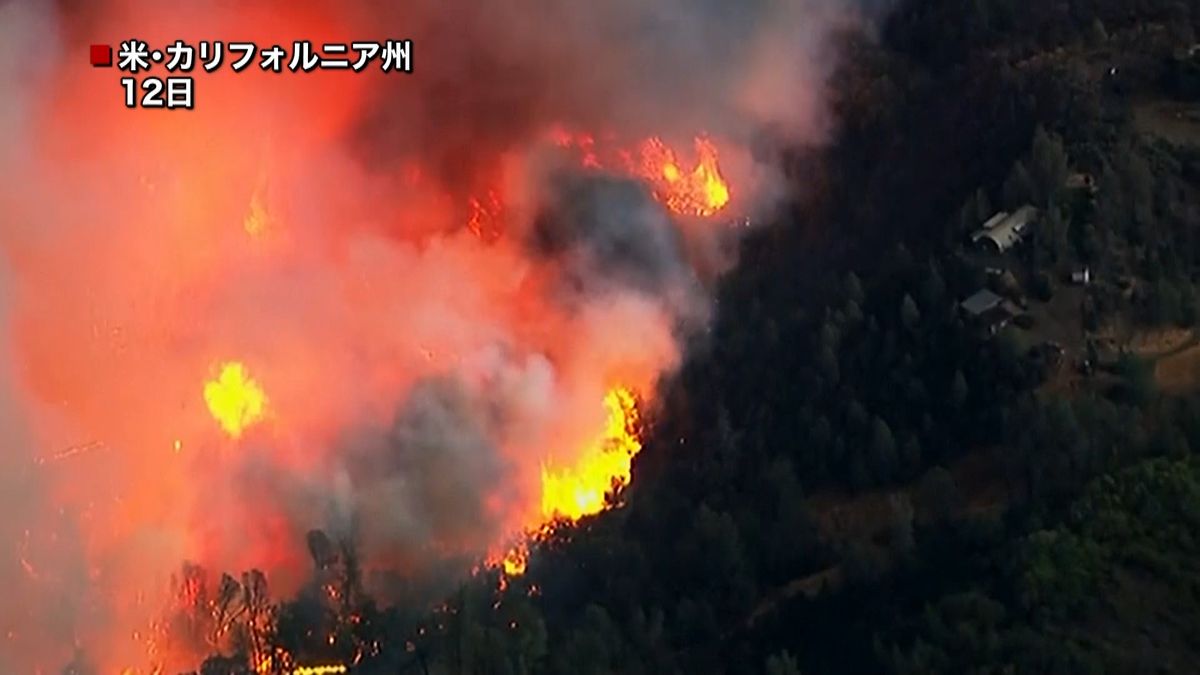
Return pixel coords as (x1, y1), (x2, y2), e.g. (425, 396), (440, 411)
(639, 136), (730, 217)
(244, 190), (269, 237)
(244, 175), (273, 237)
(203, 362), (267, 439)
(546, 127), (732, 217)
(501, 543), (528, 576)
(489, 387), (642, 581)
(293, 666), (347, 675)
(540, 387), (641, 521)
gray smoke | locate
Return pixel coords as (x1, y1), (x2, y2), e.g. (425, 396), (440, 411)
(350, 0), (870, 199)
(330, 377), (517, 569)
(532, 173), (699, 304)
(0, 0), (896, 670)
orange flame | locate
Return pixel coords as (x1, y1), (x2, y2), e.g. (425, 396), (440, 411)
(546, 126), (732, 218)
(540, 387), (641, 521)
(467, 189), (505, 241)
(293, 667), (348, 675)
(244, 188), (270, 237)
(490, 386), (641, 580)
(637, 136), (730, 217)
(500, 543), (529, 577)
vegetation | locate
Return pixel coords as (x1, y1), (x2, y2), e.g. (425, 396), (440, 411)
(193, 1), (1200, 672)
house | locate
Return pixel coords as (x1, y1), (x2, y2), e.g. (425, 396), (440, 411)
(970, 206), (1038, 253)
(960, 289), (1021, 336)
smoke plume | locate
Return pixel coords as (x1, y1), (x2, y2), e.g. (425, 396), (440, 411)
(0, 0), (881, 670)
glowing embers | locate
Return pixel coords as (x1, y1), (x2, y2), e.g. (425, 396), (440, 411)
(292, 666), (348, 675)
(203, 361), (268, 439)
(467, 189), (505, 242)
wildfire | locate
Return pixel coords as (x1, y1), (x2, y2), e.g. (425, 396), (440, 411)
(58, 124), (714, 671)
(500, 544), (528, 577)
(637, 136), (730, 217)
(244, 189), (270, 237)
(0, 0), (762, 664)
(489, 386), (642, 581)
(548, 127), (732, 218)
(541, 387), (642, 521)
(203, 361), (268, 439)
(466, 189), (504, 242)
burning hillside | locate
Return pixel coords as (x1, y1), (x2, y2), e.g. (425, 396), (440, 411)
(0, 0), (860, 672)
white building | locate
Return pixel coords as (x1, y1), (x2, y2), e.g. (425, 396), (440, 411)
(971, 205), (1038, 253)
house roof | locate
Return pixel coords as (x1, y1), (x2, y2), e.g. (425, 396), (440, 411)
(981, 211), (1008, 230)
(977, 304), (1016, 327)
(971, 205), (1038, 252)
(960, 289), (1004, 316)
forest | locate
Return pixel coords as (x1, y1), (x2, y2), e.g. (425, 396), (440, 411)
(183, 0), (1200, 672)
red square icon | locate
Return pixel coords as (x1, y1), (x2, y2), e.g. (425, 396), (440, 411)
(90, 44), (113, 67)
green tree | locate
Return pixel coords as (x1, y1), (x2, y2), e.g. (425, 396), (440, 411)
(1115, 352), (1157, 405)
(551, 605), (625, 675)
(1124, 153), (1155, 230)
(921, 262), (947, 311)
(504, 598), (548, 675)
(951, 370), (969, 409)
(886, 494), (916, 556)
(1150, 277), (1184, 325)
(870, 417), (899, 484)
(1029, 127), (1069, 207)
(845, 271), (865, 305)
(1036, 204), (1069, 266)
(818, 344), (840, 386)
(959, 187), (994, 237)
(766, 650), (803, 675)
(1094, 165), (1125, 235)
(972, 187), (993, 222)
(917, 466), (961, 522)
(1003, 160), (1036, 208)
(901, 294), (921, 330)
(1181, 283), (1198, 326)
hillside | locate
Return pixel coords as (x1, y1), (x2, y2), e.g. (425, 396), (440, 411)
(189, 1), (1200, 673)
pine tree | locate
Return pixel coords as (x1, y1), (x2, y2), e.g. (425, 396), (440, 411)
(901, 294), (921, 329)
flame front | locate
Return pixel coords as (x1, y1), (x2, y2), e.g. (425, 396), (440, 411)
(489, 387), (642, 580)
(549, 127), (733, 218)
(638, 136), (731, 217)
(203, 362), (268, 439)
(4, 50), (738, 666)
(540, 387), (642, 521)
(292, 666), (348, 675)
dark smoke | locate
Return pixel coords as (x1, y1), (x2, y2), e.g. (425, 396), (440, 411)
(351, 0), (864, 196)
(331, 376), (519, 572)
(532, 173), (697, 301)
